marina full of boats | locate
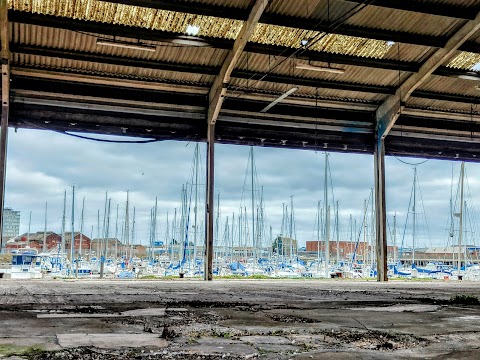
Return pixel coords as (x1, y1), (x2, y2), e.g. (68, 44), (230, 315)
(1, 243), (480, 281)
(1, 149), (479, 283)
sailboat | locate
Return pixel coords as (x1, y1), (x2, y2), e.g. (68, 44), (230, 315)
(394, 167), (453, 279)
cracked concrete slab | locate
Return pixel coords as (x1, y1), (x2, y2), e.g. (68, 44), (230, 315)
(1, 279), (480, 359)
(56, 333), (168, 349)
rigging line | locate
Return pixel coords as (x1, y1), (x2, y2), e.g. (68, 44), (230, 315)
(400, 176), (414, 256)
(327, 154), (336, 209)
(464, 169), (479, 243)
(351, 188), (373, 263)
(416, 174), (433, 248)
(227, 0), (375, 98)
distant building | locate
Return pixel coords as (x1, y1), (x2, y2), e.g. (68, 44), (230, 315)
(272, 236), (298, 256)
(63, 232), (92, 254)
(91, 238), (123, 257)
(399, 245), (480, 266)
(3, 208), (20, 238)
(5, 232), (61, 252)
(305, 240), (398, 261)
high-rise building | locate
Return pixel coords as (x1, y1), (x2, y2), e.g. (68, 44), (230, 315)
(3, 208), (20, 238)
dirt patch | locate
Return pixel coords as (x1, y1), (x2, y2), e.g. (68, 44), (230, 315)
(27, 347), (246, 359)
(321, 328), (428, 351)
(267, 313), (318, 323)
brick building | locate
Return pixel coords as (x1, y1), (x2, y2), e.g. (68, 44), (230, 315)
(63, 232), (92, 254)
(306, 240), (397, 261)
(6, 232), (61, 251)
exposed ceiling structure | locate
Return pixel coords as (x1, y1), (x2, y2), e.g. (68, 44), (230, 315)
(4, 0), (480, 161)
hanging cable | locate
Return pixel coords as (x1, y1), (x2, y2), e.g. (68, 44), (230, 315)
(62, 131), (161, 143)
(228, 0), (376, 97)
(390, 154), (430, 166)
(18, 119), (162, 144)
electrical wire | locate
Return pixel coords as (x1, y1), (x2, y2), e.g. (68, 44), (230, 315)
(390, 154), (430, 166)
(228, 0), (376, 98)
(19, 119), (162, 144)
(63, 131), (161, 143)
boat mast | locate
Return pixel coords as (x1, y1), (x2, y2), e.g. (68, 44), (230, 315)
(336, 201), (339, 264)
(131, 206), (136, 258)
(61, 190), (66, 258)
(193, 143), (199, 264)
(325, 205), (330, 278)
(349, 214), (352, 260)
(231, 212), (235, 264)
(393, 212), (397, 264)
(215, 191), (220, 263)
(316, 200), (321, 266)
(153, 197), (158, 261)
(289, 195), (294, 259)
(450, 163), (454, 265)
(100, 198), (111, 279)
(172, 208), (177, 262)
(70, 186), (75, 275)
(125, 191), (130, 260)
(259, 187), (264, 260)
(114, 204), (119, 260)
(412, 168), (417, 267)
(79, 197), (84, 260)
(363, 199), (367, 263)
(101, 191), (107, 263)
(223, 216), (229, 265)
(370, 188), (375, 268)
(458, 162), (465, 274)
(42, 202), (47, 253)
(89, 225), (93, 261)
(27, 211), (31, 247)
(250, 147), (256, 274)
(324, 153), (329, 275)
(96, 209), (100, 260)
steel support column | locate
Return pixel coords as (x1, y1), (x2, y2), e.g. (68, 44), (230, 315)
(374, 137), (388, 281)
(204, 123), (215, 281)
(0, 0), (9, 253)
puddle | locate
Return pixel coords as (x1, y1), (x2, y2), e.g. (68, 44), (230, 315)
(446, 315), (480, 322)
(38, 307), (167, 318)
(351, 304), (439, 313)
(56, 333), (168, 349)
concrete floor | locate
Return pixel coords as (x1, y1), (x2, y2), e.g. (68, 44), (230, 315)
(1, 279), (480, 359)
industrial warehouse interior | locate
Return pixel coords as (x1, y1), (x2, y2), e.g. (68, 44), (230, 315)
(1, 0), (480, 359)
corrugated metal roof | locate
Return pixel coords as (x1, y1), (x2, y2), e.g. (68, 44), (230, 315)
(418, 74), (480, 98)
(269, 0), (463, 37)
(12, 23), (229, 68)
(408, 97), (477, 114)
(229, 77), (385, 103)
(343, 6), (462, 37)
(235, 52), (410, 87)
(251, 23), (390, 58)
(10, 0), (244, 39)
(183, 0), (250, 9)
(14, 53), (215, 85)
(8, 0), (401, 60)
(382, 44), (434, 64)
(447, 51), (480, 70)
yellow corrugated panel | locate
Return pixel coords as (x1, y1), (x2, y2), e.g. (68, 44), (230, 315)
(10, 0), (392, 59)
(251, 23), (391, 58)
(447, 51), (480, 70)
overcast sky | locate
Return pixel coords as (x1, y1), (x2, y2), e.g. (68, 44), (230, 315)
(5, 128), (480, 249)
